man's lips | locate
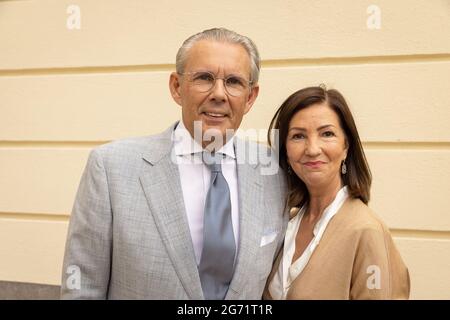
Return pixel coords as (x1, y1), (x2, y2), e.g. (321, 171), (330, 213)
(202, 112), (227, 118)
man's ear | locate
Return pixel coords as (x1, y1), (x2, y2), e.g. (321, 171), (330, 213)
(169, 72), (182, 106)
(244, 83), (259, 114)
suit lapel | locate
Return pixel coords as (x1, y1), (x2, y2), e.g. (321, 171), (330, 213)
(139, 124), (203, 299)
(226, 139), (265, 299)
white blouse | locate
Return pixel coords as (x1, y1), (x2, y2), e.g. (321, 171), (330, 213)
(268, 186), (349, 299)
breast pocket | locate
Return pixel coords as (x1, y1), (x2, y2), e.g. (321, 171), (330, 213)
(256, 230), (280, 280)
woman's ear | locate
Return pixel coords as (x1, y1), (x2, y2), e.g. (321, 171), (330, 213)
(169, 72), (182, 106)
(343, 138), (349, 159)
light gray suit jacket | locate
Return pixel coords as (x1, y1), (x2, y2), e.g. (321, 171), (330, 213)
(61, 122), (288, 299)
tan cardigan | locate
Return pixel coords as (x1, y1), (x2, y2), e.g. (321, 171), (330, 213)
(263, 197), (410, 300)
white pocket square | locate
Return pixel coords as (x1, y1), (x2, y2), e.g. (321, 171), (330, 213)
(260, 231), (278, 247)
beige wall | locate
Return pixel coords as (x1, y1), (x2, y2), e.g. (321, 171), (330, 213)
(1, 0), (449, 299)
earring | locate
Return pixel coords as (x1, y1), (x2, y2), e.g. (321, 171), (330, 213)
(341, 160), (347, 175)
(287, 165), (292, 175)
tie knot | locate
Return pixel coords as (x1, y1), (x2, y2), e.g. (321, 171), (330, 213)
(202, 151), (223, 172)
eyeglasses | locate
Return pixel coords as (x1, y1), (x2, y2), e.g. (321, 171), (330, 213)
(179, 71), (253, 97)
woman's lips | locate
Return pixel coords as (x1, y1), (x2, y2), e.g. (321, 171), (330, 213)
(303, 161), (325, 168)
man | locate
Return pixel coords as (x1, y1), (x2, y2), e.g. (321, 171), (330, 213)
(61, 28), (288, 299)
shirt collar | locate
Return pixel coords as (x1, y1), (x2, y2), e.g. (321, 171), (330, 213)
(173, 120), (236, 159)
(312, 185), (349, 236)
(289, 186), (349, 235)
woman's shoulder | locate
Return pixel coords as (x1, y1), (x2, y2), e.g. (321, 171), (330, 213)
(335, 197), (391, 237)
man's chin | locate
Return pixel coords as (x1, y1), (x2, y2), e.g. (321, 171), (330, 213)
(190, 119), (236, 146)
(201, 125), (238, 150)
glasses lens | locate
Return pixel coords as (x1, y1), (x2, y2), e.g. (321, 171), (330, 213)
(225, 76), (248, 96)
(187, 72), (250, 97)
(191, 72), (215, 92)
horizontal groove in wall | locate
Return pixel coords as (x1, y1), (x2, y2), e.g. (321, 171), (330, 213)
(362, 141), (450, 151)
(1, 141), (450, 150)
(0, 0), (29, 3)
(0, 0), (31, 2)
(0, 212), (448, 240)
(391, 229), (450, 240)
(0, 141), (109, 149)
(0, 212), (69, 222)
(0, 53), (449, 77)
(0, 64), (174, 77)
(262, 53), (450, 68)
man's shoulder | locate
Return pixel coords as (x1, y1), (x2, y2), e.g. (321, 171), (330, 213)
(235, 137), (269, 148)
(89, 125), (175, 165)
(234, 138), (274, 160)
(96, 135), (155, 154)
(234, 139), (286, 195)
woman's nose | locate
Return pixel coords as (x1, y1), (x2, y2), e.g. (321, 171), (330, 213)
(305, 138), (321, 156)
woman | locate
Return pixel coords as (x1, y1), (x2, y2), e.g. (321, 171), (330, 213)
(264, 86), (410, 299)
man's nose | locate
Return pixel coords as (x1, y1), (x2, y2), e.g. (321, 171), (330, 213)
(209, 79), (227, 102)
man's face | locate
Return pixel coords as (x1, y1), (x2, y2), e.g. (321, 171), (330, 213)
(169, 40), (259, 148)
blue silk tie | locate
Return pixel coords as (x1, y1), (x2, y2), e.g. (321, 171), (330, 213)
(198, 151), (236, 300)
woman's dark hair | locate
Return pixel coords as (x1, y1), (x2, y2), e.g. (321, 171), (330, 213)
(268, 86), (372, 209)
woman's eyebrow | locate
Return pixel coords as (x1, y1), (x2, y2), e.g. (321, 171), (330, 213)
(288, 127), (306, 132)
(317, 124), (335, 130)
(289, 124), (336, 132)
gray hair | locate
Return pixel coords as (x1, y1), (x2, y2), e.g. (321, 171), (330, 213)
(176, 27), (261, 84)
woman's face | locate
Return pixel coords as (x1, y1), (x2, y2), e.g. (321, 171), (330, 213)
(286, 103), (348, 191)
